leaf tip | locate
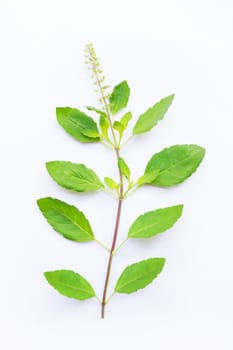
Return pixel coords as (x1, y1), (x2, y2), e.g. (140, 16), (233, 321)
(45, 160), (55, 172)
(43, 271), (51, 282)
(177, 204), (184, 213)
(36, 197), (43, 209)
(169, 93), (175, 100)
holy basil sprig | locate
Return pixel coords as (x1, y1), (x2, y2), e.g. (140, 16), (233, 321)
(37, 42), (205, 319)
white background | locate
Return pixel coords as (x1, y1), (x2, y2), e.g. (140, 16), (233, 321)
(0, 1), (233, 349)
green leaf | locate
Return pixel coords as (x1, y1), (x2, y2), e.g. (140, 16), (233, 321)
(46, 161), (104, 192)
(115, 258), (165, 294)
(56, 107), (100, 142)
(37, 197), (94, 242)
(86, 106), (106, 117)
(44, 270), (95, 300)
(99, 114), (109, 139)
(104, 177), (119, 190)
(133, 94), (174, 135)
(128, 205), (183, 239)
(137, 169), (160, 186)
(118, 157), (130, 180)
(110, 80), (130, 114)
(120, 111), (132, 129)
(144, 144), (205, 187)
(113, 112), (132, 137)
(113, 121), (124, 136)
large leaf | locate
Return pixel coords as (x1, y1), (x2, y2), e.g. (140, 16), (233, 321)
(137, 169), (160, 186)
(37, 197), (94, 242)
(56, 107), (100, 142)
(144, 144), (205, 187)
(44, 270), (95, 300)
(115, 258), (165, 294)
(110, 81), (130, 114)
(133, 94), (174, 135)
(128, 205), (183, 238)
(46, 161), (104, 192)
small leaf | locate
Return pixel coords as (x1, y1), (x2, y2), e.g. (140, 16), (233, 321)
(46, 161), (104, 192)
(86, 106), (106, 117)
(118, 157), (130, 180)
(44, 270), (95, 300)
(113, 121), (124, 136)
(56, 107), (100, 142)
(110, 80), (130, 114)
(115, 258), (165, 294)
(128, 205), (183, 239)
(137, 169), (160, 186)
(99, 114), (109, 139)
(144, 144), (205, 187)
(37, 197), (94, 242)
(104, 177), (119, 190)
(120, 111), (132, 130)
(133, 94), (174, 135)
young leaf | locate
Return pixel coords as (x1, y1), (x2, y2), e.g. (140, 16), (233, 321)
(99, 114), (109, 139)
(137, 169), (160, 186)
(120, 111), (132, 130)
(86, 106), (106, 117)
(113, 121), (124, 136)
(46, 161), (104, 192)
(118, 157), (130, 180)
(113, 112), (132, 137)
(133, 94), (174, 135)
(110, 80), (130, 114)
(44, 270), (95, 300)
(104, 177), (119, 190)
(128, 205), (183, 239)
(56, 107), (100, 142)
(37, 197), (94, 242)
(144, 144), (205, 187)
(115, 258), (165, 294)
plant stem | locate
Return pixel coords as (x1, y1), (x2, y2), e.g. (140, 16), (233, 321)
(101, 148), (124, 319)
(85, 44), (125, 318)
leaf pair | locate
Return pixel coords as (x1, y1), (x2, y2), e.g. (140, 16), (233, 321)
(56, 81), (131, 145)
(37, 196), (183, 244)
(56, 81), (175, 150)
(44, 257), (165, 300)
(109, 81), (174, 139)
(104, 157), (131, 194)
